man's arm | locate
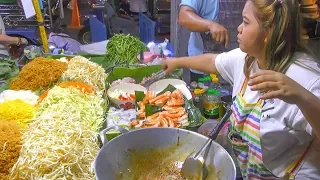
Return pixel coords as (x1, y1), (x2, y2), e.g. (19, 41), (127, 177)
(178, 6), (215, 32)
(0, 34), (20, 45)
(178, 6), (229, 47)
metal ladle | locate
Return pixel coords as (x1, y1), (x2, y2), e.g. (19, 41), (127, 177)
(181, 108), (232, 179)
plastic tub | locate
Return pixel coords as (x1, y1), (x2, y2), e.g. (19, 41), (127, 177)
(198, 120), (232, 153)
(136, 52), (155, 63)
(15, 54), (31, 70)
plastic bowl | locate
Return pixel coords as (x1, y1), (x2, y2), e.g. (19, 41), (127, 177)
(107, 83), (147, 109)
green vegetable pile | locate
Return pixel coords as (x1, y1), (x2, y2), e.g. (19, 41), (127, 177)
(0, 58), (19, 81)
(105, 34), (147, 66)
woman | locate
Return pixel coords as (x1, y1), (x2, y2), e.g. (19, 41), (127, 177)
(163, 0), (320, 179)
(0, 15), (28, 58)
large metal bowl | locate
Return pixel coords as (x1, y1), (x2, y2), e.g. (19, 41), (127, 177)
(94, 127), (236, 180)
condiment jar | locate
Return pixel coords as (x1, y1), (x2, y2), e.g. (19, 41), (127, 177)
(203, 89), (221, 119)
(193, 88), (206, 115)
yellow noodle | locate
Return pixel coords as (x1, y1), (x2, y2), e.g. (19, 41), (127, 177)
(9, 57), (67, 91)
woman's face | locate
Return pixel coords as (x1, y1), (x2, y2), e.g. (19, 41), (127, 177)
(237, 1), (266, 56)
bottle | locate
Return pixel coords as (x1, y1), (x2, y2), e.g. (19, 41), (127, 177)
(198, 76), (211, 89)
(193, 88), (206, 115)
(204, 89), (221, 119)
(210, 73), (217, 79)
(210, 77), (219, 90)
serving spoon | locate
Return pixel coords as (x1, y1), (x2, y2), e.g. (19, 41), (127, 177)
(180, 108), (232, 179)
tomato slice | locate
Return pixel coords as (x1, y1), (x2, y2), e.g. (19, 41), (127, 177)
(129, 93), (136, 100)
(119, 94), (128, 100)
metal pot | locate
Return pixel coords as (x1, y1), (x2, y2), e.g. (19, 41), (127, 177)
(94, 127), (236, 180)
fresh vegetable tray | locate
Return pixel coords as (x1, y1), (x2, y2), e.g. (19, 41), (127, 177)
(0, 55), (108, 179)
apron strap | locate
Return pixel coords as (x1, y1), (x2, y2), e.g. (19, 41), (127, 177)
(284, 138), (315, 179)
(239, 77), (263, 106)
(239, 78), (248, 95)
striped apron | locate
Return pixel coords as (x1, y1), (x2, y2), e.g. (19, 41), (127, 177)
(228, 78), (314, 180)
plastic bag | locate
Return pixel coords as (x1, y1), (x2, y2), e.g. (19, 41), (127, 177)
(23, 45), (44, 60)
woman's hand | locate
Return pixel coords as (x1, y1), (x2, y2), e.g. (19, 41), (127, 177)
(248, 70), (306, 104)
(162, 58), (180, 75)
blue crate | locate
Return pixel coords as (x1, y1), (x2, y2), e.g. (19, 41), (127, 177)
(139, 13), (156, 44)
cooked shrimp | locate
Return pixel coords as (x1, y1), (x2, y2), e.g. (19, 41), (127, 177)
(146, 112), (160, 121)
(166, 89), (185, 106)
(159, 116), (169, 127)
(142, 119), (160, 128)
(166, 97), (185, 107)
(161, 111), (184, 119)
(171, 89), (184, 100)
(154, 96), (169, 106)
(137, 101), (145, 111)
(176, 114), (188, 122)
(175, 122), (182, 128)
(167, 117), (175, 128)
(162, 106), (185, 115)
(128, 120), (140, 127)
(143, 91), (156, 104)
(137, 101), (146, 119)
(149, 91), (171, 104)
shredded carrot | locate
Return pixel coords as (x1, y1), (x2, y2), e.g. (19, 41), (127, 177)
(38, 82), (94, 103)
(37, 90), (49, 103)
(58, 81), (94, 94)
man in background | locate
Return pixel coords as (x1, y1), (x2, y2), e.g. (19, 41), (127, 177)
(0, 15), (28, 58)
(179, 0), (246, 82)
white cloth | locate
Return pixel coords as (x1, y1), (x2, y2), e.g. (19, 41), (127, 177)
(0, 16), (9, 56)
(79, 40), (108, 55)
(215, 48), (320, 179)
(129, 0), (147, 13)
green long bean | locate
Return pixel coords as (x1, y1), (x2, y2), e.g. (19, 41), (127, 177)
(105, 34), (147, 67)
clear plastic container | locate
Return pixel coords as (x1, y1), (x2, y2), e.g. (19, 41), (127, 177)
(204, 89), (221, 119)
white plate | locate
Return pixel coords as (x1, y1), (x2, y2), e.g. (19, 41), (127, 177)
(149, 79), (192, 100)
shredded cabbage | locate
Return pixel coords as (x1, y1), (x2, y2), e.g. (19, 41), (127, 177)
(10, 86), (106, 179)
(61, 56), (106, 97)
